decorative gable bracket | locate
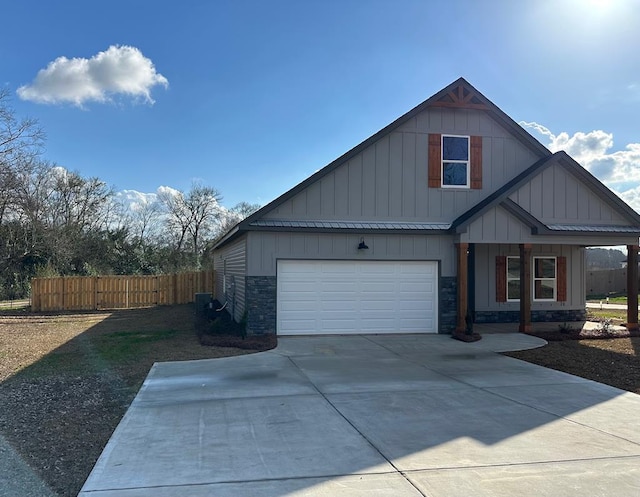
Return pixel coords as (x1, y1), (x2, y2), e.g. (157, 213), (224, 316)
(431, 82), (489, 110)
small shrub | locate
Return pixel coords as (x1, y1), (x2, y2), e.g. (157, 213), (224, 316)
(558, 322), (574, 334)
(598, 318), (613, 335)
(195, 303), (276, 351)
(207, 311), (246, 337)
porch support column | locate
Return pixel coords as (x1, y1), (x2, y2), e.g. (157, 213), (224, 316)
(627, 245), (639, 331)
(456, 242), (469, 334)
(519, 243), (532, 333)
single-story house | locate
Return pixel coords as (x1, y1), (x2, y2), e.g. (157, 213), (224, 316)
(213, 77), (640, 337)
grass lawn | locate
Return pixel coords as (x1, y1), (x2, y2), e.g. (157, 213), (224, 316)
(0, 305), (270, 497)
(587, 308), (628, 322)
(586, 294), (640, 304)
(0, 304), (638, 496)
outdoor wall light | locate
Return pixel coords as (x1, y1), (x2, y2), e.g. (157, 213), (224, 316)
(357, 237), (369, 250)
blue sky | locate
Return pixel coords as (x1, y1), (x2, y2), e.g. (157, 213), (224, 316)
(2, 0), (640, 210)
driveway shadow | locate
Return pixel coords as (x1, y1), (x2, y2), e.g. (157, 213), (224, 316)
(79, 333), (640, 496)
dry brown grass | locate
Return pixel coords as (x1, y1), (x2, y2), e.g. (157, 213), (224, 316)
(0, 305), (265, 497)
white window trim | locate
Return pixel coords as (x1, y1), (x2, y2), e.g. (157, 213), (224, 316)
(506, 256), (520, 302)
(504, 255), (558, 302)
(441, 134), (470, 189)
(533, 256), (557, 302)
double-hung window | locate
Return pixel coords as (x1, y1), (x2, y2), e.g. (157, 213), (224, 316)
(534, 257), (556, 301)
(428, 133), (481, 189)
(442, 135), (470, 188)
(506, 256), (520, 301)
(499, 256), (559, 302)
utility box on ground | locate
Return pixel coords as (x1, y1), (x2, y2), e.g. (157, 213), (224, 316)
(195, 292), (212, 317)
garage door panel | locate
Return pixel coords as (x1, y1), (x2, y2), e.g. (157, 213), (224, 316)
(321, 263), (357, 274)
(361, 317), (397, 328)
(360, 302), (396, 312)
(399, 302), (433, 312)
(319, 301), (359, 311)
(280, 281), (318, 292)
(399, 281), (430, 292)
(278, 260), (438, 335)
(280, 304), (318, 314)
(279, 320), (317, 331)
(322, 320), (358, 331)
(315, 280), (358, 292)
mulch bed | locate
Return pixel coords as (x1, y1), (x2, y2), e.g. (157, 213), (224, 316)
(526, 326), (640, 342)
(503, 318), (640, 395)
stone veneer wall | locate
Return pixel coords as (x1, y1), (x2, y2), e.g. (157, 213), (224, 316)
(474, 308), (587, 323)
(439, 276), (457, 334)
(245, 276), (276, 335)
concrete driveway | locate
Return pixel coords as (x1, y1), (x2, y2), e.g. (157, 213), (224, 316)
(80, 334), (640, 497)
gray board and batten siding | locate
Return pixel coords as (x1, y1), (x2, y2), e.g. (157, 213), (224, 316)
(509, 162), (629, 227)
(460, 204), (640, 247)
(263, 107), (540, 224)
(214, 236), (247, 322)
(245, 231), (456, 277)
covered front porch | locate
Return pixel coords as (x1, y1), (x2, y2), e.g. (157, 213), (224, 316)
(453, 242), (639, 340)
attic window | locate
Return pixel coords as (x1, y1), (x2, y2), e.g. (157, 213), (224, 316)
(442, 135), (470, 187)
(429, 133), (482, 189)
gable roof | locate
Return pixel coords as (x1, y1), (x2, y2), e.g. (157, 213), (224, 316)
(214, 77), (552, 248)
(451, 150), (640, 234)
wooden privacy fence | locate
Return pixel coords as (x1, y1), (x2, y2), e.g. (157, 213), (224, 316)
(31, 271), (214, 312)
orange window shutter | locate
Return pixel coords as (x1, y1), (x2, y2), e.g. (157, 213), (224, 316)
(496, 255), (506, 302)
(557, 256), (567, 302)
(470, 135), (482, 189)
(428, 133), (441, 188)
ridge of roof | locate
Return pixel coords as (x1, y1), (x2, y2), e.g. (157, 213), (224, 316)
(214, 78), (552, 249)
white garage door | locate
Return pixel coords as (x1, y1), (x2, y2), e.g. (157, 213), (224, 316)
(277, 260), (438, 335)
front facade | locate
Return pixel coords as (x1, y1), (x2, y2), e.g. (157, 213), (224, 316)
(214, 78), (640, 336)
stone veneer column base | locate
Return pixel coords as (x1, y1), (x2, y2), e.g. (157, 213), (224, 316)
(474, 309), (587, 324)
(439, 277), (457, 334)
(245, 276), (276, 335)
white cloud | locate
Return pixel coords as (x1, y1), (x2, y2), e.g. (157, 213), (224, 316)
(618, 185), (640, 214)
(156, 185), (181, 198)
(115, 189), (160, 212)
(520, 121), (640, 185)
(17, 45), (168, 106)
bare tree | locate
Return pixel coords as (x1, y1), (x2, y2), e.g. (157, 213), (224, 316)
(131, 199), (162, 244)
(0, 89), (44, 168)
(0, 89), (44, 225)
(230, 201), (261, 219)
(214, 201), (261, 241)
(158, 182), (222, 268)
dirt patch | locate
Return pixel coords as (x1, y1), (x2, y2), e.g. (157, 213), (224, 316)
(199, 333), (277, 350)
(0, 305), (268, 497)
